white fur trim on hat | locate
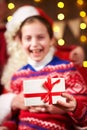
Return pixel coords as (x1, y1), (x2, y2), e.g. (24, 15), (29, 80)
(6, 5), (40, 37)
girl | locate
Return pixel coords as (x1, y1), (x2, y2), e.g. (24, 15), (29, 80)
(10, 15), (87, 130)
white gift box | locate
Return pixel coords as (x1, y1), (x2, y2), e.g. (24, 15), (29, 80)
(23, 77), (65, 106)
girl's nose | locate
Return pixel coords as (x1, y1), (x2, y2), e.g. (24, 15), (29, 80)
(31, 38), (38, 46)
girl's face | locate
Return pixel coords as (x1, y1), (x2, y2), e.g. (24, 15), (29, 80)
(21, 19), (54, 62)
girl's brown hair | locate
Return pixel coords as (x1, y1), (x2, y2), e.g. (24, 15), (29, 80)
(18, 15), (53, 40)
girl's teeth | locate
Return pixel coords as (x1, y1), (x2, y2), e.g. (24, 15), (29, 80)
(33, 50), (41, 53)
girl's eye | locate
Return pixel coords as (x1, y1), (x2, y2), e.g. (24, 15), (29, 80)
(25, 36), (31, 41)
(37, 35), (44, 40)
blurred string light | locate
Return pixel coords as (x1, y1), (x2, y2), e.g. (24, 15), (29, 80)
(53, 25), (60, 34)
(57, 1), (65, 20)
(53, 25), (60, 32)
(83, 61), (87, 67)
(7, 2), (15, 22)
(34, 0), (42, 2)
(80, 22), (87, 29)
(57, 2), (64, 8)
(53, 25), (60, 40)
(7, 16), (12, 22)
(57, 39), (65, 46)
(55, 1), (65, 46)
(80, 11), (86, 18)
(8, 2), (15, 10)
(57, 13), (65, 20)
(76, 0), (84, 6)
(80, 35), (87, 43)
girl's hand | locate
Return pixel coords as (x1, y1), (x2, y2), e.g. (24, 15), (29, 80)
(46, 92), (77, 114)
(56, 93), (77, 112)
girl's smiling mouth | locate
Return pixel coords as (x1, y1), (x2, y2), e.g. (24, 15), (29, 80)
(29, 48), (43, 53)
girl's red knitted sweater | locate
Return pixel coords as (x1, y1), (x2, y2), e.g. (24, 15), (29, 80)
(11, 56), (87, 130)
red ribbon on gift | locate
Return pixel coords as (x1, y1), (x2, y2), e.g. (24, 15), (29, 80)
(41, 77), (60, 104)
(24, 77), (64, 104)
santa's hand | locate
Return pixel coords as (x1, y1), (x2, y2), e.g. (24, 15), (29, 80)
(0, 126), (8, 130)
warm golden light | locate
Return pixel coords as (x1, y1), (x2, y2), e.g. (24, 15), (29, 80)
(34, 0), (42, 2)
(57, 39), (65, 46)
(83, 61), (87, 67)
(57, 2), (64, 8)
(76, 0), (84, 6)
(80, 11), (86, 18)
(7, 16), (12, 22)
(80, 35), (86, 42)
(53, 25), (60, 32)
(57, 13), (65, 20)
(80, 23), (87, 29)
(8, 3), (15, 10)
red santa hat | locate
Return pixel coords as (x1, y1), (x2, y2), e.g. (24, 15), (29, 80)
(6, 5), (53, 38)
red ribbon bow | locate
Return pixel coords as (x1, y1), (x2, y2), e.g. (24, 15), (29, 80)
(41, 77), (60, 104)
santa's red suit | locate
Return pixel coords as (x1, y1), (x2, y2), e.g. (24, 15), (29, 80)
(55, 45), (87, 86)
